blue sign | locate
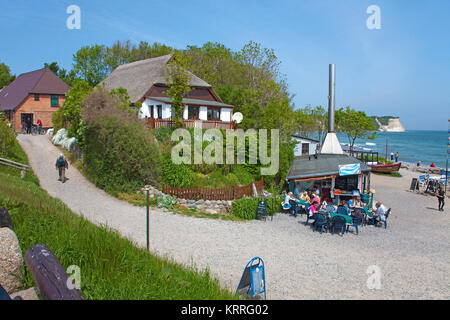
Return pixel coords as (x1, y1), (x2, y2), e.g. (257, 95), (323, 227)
(339, 163), (361, 176)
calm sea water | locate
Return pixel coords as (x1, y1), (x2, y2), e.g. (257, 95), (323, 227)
(336, 130), (449, 168)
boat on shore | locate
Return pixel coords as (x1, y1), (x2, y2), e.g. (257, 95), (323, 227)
(369, 162), (402, 173)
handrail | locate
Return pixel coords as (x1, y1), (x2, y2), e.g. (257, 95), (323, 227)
(0, 157), (30, 178)
(0, 157), (31, 169)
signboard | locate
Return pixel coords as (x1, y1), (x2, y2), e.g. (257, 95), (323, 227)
(339, 163), (361, 176)
(236, 257), (266, 300)
(256, 200), (267, 221)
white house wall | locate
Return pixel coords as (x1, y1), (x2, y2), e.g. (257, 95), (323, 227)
(220, 108), (232, 122)
(199, 107), (207, 120)
(293, 137), (318, 156)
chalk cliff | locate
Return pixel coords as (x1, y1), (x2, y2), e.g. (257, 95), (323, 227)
(371, 117), (406, 132)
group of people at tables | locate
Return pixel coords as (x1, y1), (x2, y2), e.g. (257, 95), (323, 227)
(283, 190), (387, 226)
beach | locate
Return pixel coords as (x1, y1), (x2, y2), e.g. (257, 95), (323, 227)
(17, 134), (450, 300)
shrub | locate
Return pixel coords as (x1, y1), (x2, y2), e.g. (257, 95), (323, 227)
(161, 155), (196, 188)
(225, 173), (240, 186)
(156, 195), (177, 209)
(232, 197), (258, 220)
(0, 117), (16, 156)
(232, 166), (254, 186)
(232, 196), (284, 220)
(82, 89), (162, 194)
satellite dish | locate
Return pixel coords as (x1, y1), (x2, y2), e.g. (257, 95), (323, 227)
(232, 112), (243, 124)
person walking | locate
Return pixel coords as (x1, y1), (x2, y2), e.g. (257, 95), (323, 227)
(55, 154), (68, 182)
(436, 185), (445, 211)
(395, 152), (399, 163)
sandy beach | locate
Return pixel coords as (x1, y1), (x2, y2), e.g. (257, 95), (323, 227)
(17, 134), (450, 300)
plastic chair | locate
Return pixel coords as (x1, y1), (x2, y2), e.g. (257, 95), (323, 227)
(382, 208), (391, 229)
(313, 214), (328, 234)
(347, 216), (363, 235)
(330, 216), (346, 236)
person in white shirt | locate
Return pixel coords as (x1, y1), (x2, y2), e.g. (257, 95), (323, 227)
(372, 201), (386, 223)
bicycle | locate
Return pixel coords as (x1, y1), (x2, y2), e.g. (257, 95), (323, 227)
(31, 125), (38, 135)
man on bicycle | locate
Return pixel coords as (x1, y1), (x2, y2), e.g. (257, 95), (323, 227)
(55, 154), (68, 182)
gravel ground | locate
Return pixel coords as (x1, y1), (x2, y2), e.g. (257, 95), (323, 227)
(17, 134), (450, 299)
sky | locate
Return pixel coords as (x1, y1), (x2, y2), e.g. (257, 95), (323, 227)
(0, 0), (449, 130)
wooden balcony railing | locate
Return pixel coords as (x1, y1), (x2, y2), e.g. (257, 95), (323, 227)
(146, 118), (237, 130)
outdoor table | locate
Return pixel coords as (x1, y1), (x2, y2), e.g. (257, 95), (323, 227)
(329, 212), (353, 225)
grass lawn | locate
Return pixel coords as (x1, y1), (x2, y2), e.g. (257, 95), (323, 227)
(0, 141), (238, 300)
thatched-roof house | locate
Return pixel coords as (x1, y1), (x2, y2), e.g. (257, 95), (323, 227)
(100, 54), (235, 129)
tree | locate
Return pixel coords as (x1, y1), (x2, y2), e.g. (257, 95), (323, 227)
(52, 79), (93, 140)
(72, 45), (109, 86)
(0, 116), (16, 156)
(0, 62), (15, 88)
(335, 106), (377, 150)
(164, 51), (192, 128)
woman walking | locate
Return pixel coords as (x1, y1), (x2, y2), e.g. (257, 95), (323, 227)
(436, 185), (445, 211)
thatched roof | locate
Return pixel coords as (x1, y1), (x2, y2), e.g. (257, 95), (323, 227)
(100, 54), (211, 102)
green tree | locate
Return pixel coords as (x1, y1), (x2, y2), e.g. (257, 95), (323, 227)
(0, 116), (16, 156)
(0, 62), (15, 88)
(164, 51), (192, 128)
(335, 106), (377, 150)
(72, 45), (109, 86)
(52, 79), (93, 139)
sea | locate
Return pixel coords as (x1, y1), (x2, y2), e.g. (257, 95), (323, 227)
(336, 130), (449, 169)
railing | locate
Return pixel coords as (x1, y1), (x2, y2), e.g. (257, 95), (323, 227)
(162, 177), (264, 200)
(346, 150), (379, 164)
(147, 118), (237, 130)
(0, 157), (30, 178)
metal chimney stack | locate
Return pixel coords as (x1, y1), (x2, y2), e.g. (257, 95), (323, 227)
(319, 64), (343, 154)
(328, 64), (335, 133)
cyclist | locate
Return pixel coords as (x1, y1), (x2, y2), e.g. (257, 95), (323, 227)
(55, 154), (69, 182)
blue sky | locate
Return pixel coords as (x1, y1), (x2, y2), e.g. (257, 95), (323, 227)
(1, 0), (449, 130)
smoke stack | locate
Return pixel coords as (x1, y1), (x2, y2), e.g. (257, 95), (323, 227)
(328, 64), (335, 133)
(320, 64), (343, 154)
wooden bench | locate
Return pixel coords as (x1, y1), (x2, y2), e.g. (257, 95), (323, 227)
(24, 244), (84, 300)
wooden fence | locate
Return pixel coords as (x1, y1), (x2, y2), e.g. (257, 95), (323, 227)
(162, 177), (264, 200)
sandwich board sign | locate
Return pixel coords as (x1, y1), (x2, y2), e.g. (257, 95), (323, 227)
(235, 257), (266, 300)
(256, 200), (267, 221)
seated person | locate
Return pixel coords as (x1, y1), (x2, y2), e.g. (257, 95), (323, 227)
(284, 192), (295, 206)
(308, 201), (319, 217)
(293, 186), (300, 199)
(347, 196), (356, 210)
(310, 193), (321, 206)
(353, 196), (364, 208)
(337, 201), (350, 215)
(371, 201), (387, 224)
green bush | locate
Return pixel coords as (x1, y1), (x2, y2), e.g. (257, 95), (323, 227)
(232, 197), (258, 220)
(232, 166), (255, 186)
(0, 117), (16, 156)
(156, 195), (178, 209)
(161, 155), (196, 188)
(232, 196), (284, 220)
(225, 173), (240, 186)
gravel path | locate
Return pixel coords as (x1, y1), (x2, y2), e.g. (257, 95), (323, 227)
(17, 134), (450, 299)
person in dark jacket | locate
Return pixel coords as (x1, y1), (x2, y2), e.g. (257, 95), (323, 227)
(437, 185), (445, 211)
(55, 154), (69, 182)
